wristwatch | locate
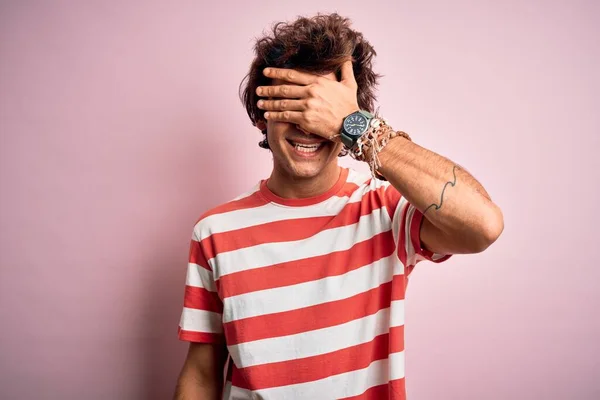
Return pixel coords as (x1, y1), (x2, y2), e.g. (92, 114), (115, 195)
(340, 110), (374, 149)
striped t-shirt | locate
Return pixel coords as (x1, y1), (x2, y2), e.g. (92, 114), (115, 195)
(178, 167), (450, 399)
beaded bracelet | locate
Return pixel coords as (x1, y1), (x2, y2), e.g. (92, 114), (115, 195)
(328, 113), (412, 180)
(349, 117), (412, 181)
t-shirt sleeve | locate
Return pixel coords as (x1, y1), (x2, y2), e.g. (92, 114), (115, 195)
(381, 182), (451, 274)
(178, 228), (225, 343)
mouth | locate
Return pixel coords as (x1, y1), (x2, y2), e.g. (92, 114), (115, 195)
(286, 139), (327, 156)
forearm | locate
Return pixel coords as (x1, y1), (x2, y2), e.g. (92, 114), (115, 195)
(376, 137), (503, 250)
(174, 369), (223, 400)
(174, 362), (223, 400)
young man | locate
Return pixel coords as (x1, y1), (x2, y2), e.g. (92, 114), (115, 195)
(174, 13), (503, 400)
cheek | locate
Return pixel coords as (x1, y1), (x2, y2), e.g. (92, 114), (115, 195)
(267, 121), (291, 141)
(266, 122), (286, 149)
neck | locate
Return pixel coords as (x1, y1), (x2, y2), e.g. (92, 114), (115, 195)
(267, 163), (342, 199)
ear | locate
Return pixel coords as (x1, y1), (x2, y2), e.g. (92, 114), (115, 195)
(256, 120), (267, 131)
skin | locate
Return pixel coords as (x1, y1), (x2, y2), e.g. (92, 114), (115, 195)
(174, 342), (227, 400)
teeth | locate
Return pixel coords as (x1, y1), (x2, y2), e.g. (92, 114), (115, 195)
(293, 142), (322, 153)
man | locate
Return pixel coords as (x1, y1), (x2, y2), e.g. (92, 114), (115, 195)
(174, 13), (503, 400)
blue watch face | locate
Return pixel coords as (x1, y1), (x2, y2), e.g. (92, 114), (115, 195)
(344, 113), (368, 137)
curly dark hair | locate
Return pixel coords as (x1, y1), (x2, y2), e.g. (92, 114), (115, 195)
(239, 13), (380, 154)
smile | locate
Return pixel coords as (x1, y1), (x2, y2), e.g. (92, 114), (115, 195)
(286, 139), (326, 155)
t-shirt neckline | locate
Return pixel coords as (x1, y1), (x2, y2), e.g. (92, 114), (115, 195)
(259, 167), (349, 207)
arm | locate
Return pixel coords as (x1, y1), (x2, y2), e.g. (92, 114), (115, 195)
(376, 137), (504, 255)
(174, 342), (228, 400)
(255, 63), (504, 255)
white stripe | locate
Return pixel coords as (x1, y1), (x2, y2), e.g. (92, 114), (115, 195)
(230, 184), (260, 202)
(389, 350), (406, 379)
(390, 299), (406, 327)
(245, 352), (405, 399)
(227, 384), (253, 400)
(223, 253), (397, 323)
(194, 180), (378, 241)
(186, 263), (216, 292)
(391, 191), (409, 249)
(432, 252), (447, 261)
(179, 307), (223, 334)
(212, 207), (391, 279)
(346, 168), (371, 185)
(221, 381), (233, 400)
(404, 204), (418, 266)
(414, 253), (427, 264)
(229, 301), (405, 367)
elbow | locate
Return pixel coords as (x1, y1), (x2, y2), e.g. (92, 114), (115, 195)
(473, 206), (504, 253)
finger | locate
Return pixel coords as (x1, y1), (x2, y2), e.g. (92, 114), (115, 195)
(263, 111), (303, 124)
(258, 99), (307, 111)
(340, 60), (357, 87)
(263, 68), (319, 85)
(256, 84), (308, 98)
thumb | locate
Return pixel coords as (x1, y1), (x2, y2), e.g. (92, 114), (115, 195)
(340, 60), (356, 87)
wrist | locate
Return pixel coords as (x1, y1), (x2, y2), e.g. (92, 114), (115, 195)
(349, 116), (412, 180)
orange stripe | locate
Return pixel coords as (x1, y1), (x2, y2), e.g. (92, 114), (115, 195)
(232, 330), (405, 390)
(389, 326), (405, 353)
(201, 185), (387, 261)
(389, 378), (407, 400)
(336, 180), (362, 198)
(339, 384), (389, 400)
(220, 230), (395, 298)
(189, 240), (211, 270)
(200, 192), (268, 220)
(384, 184), (402, 220)
(224, 274), (407, 345)
(391, 272), (408, 301)
(341, 378), (406, 400)
(177, 327), (224, 344)
(183, 285), (223, 313)
(259, 168), (351, 206)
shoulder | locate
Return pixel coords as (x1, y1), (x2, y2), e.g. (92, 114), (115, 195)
(191, 182), (266, 241)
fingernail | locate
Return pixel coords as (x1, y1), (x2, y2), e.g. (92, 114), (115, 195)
(264, 68), (270, 75)
(257, 100), (264, 107)
(256, 87), (262, 95)
(264, 112), (270, 118)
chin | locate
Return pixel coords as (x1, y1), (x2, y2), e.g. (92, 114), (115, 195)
(288, 163), (327, 179)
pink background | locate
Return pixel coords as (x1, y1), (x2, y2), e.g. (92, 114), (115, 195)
(1, 1), (598, 399)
